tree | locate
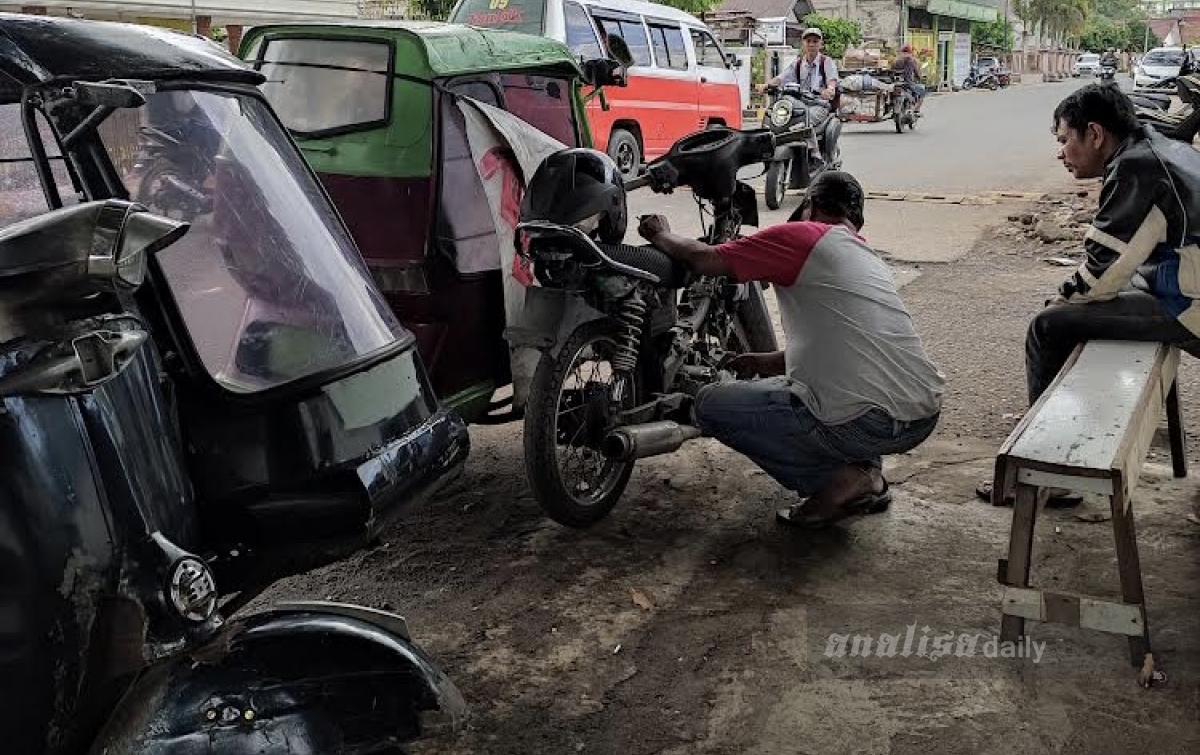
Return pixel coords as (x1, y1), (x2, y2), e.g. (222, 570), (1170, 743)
(971, 19), (1014, 51)
(657, 0), (725, 13)
(799, 14), (861, 59)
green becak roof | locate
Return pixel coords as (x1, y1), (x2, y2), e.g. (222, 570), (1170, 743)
(242, 20), (583, 79)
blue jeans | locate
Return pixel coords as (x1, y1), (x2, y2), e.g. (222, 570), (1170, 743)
(694, 377), (939, 497)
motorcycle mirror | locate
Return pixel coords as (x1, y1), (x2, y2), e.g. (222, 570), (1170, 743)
(98, 207), (190, 289)
(72, 80), (152, 109)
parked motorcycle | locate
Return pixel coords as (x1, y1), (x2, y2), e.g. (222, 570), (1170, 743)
(1, 13), (469, 754)
(1136, 73), (1200, 143)
(761, 84), (843, 209)
(962, 65), (1000, 90)
(512, 126), (810, 527)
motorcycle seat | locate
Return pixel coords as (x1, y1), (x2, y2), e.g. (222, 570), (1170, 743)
(597, 242), (691, 288)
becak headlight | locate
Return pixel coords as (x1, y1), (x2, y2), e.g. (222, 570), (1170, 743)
(771, 100), (794, 127)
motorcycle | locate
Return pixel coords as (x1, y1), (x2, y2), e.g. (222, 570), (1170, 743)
(761, 84), (843, 210)
(1099, 65), (1117, 82)
(1136, 73), (1200, 143)
(513, 126), (807, 527)
(1, 13), (469, 754)
(962, 65), (1000, 90)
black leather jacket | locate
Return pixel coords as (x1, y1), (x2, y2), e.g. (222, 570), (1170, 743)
(1061, 127), (1200, 329)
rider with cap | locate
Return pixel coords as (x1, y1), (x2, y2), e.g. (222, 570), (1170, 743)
(891, 44), (926, 111)
(766, 26), (839, 169)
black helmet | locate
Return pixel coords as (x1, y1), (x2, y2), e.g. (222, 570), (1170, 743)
(520, 148), (627, 244)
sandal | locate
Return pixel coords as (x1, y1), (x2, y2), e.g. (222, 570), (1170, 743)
(975, 481), (1082, 508)
(777, 479), (893, 530)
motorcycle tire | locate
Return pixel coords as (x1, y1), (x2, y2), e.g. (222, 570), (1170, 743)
(765, 159), (787, 210)
(986, 78), (999, 91)
(736, 282), (778, 352)
(524, 321), (639, 528)
(962, 79), (974, 90)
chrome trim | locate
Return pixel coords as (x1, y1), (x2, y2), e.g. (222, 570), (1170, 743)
(516, 220), (662, 284)
(271, 600), (412, 640)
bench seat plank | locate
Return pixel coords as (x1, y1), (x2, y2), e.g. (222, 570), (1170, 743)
(1007, 341), (1166, 472)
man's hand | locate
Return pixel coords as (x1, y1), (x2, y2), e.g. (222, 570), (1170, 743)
(638, 214), (670, 243)
(820, 85), (837, 101)
(724, 351), (785, 379)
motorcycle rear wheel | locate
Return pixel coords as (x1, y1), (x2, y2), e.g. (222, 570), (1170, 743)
(525, 321), (639, 528)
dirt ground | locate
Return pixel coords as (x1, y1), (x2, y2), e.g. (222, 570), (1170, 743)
(259, 191), (1200, 754)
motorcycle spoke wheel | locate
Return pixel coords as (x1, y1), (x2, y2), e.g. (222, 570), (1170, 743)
(524, 323), (636, 527)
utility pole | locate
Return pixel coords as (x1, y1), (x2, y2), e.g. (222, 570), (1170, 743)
(191, 0), (198, 34)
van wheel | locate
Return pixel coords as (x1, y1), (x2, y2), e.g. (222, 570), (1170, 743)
(607, 129), (641, 180)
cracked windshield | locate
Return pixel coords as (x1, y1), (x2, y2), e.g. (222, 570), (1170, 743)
(98, 89), (404, 392)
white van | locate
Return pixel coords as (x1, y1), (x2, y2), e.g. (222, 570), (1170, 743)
(448, 0), (743, 177)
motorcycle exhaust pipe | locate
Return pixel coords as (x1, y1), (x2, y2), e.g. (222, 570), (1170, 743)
(601, 421), (702, 461)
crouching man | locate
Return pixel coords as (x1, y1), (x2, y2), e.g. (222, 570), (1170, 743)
(638, 171), (945, 528)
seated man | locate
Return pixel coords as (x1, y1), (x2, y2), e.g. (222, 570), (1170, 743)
(638, 172), (944, 528)
(978, 84), (1200, 505)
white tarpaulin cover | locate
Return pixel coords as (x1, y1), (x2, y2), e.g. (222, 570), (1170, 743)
(456, 98), (568, 407)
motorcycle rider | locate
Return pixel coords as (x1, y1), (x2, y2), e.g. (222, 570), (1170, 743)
(977, 83), (1200, 505)
(1100, 48), (1118, 72)
(891, 44), (926, 111)
(765, 26), (840, 169)
(637, 171), (944, 528)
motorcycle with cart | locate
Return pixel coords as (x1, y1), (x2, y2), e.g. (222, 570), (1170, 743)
(836, 68), (920, 134)
(0, 13), (469, 754)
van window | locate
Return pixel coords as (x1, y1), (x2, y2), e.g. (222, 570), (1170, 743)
(648, 23), (688, 70)
(256, 38), (391, 136)
(564, 1), (602, 59)
(593, 15), (652, 67)
(689, 27), (727, 68)
(450, 0), (545, 36)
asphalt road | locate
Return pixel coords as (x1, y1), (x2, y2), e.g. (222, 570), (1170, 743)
(626, 76), (1101, 265)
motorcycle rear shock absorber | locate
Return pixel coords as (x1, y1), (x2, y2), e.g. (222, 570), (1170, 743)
(612, 289), (648, 374)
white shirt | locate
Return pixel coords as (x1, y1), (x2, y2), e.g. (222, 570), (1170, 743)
(779, 53), (839, 93)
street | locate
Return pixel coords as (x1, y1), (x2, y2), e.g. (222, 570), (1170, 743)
(260, 77), (1200, 755)
(625, 78), (1103, 267)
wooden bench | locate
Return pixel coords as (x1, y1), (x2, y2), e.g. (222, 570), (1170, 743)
(992, 341), (1186, 682)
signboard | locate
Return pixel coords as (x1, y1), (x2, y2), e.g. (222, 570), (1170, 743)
(756, 17), (786, 46)
(953, 32), (971, 86)
(938, 31), (954, 42)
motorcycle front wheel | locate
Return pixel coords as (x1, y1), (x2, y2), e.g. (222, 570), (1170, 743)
(764, 159), (788, 210)
(524, 321), (640, 527)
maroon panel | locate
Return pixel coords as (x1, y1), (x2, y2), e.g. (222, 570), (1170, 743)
(318, 173), (432, 265)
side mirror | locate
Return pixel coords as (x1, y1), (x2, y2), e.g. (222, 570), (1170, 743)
(73, 80), (152, 109)
(605, 34), (636, 69)
(726, 53), (742, 69)
(581, 58), (627, 88)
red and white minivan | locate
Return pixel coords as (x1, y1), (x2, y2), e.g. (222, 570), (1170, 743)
(448, 0), (743, 177)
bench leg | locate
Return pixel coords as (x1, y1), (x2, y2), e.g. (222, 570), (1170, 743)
(1166, 382), (1188, 478)
(1000, 482), (1039, 644)
(1110, 486), (1152, 668)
